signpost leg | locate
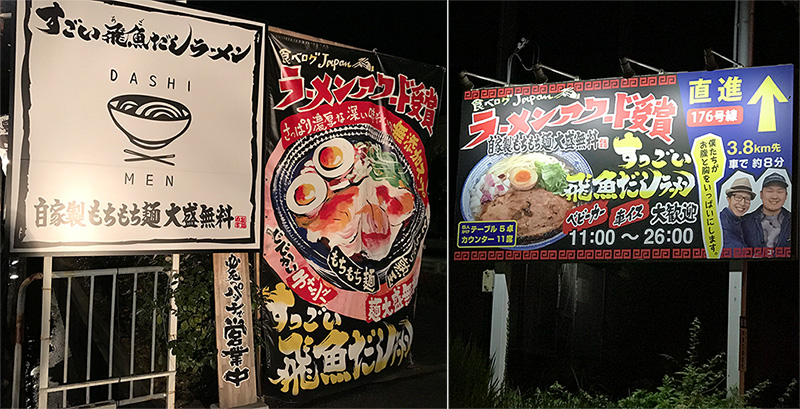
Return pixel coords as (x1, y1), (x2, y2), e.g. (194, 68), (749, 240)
(489, 271), (508, 389)
(38, 256), (53, 409)
(726, 260), (744, 397)
(167, 254), (179, 409)
(740, 262), (748, 393)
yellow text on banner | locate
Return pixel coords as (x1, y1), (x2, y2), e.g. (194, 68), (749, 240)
(691, 133), (726, 259)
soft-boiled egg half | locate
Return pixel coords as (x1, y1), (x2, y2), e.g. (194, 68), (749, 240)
(314, 138), (355, 178)
(509, 166), (538, 190)
(287, 173), (328, 215)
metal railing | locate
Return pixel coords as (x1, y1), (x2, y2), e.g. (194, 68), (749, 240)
(35, 259), (177, 409)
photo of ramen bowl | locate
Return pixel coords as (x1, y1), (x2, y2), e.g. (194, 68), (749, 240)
(108, 94), (192, 150)
(271, 123), (427, 292)
(460, 151), (592, 250)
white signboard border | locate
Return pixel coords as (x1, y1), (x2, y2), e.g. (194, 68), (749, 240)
(8, 0), (265, 255)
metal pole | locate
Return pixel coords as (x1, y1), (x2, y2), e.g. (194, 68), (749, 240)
(166, 254), (179, 409)
(506, 54), (514, 85)
(489, 272), (508, 388)
(254, 253), (262, 397)
(726, 261), (743, 397)
(150, 272), (158, 396)
(129, 273), (138, 399)
(166, 11), (182, 409)
(623, 58), (664, 75)
(85, 276), (95, 403)
(727, 0), (753, 397)
(740, 264), (748, 391)
(538, 64), (581, 81)
(63, 277), (72, 407)
(12, 272), (43, 409)
(169, 8), (185, 409)
(45, 371), (174, 393)
(108, 272), (118, 400)
(38, 257), (53, 409)
(462, 71), (507, 87)
(735, 0), (754, 67)
(711, 50), (743, 68)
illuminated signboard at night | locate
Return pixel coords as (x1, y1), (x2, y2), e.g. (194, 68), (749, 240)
(260, 30), (443, 398)
(455, 65), (793, 262)
(9, 0), (265, 254)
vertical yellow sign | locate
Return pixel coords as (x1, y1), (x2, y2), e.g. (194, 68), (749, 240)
(691, 134), (726, 258)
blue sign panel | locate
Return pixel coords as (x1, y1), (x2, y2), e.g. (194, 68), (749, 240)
(678, 65), (793, 258)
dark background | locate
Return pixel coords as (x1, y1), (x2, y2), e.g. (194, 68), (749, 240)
(188, 1), (446, 68)
(449, 1), (799, 406)
(449, 1), (798, 84)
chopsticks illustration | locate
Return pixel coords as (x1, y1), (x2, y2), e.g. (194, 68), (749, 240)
(123, 149), (176, 166)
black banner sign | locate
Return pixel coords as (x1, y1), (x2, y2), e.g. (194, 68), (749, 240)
(261, 30), (444, 398)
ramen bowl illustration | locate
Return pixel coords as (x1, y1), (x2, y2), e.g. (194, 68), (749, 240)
(108, 94), (191, 150)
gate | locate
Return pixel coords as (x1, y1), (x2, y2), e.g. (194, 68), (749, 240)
(35, 257), (178, 408)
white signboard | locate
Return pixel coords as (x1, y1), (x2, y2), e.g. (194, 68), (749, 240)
(10, 0), (265, 254)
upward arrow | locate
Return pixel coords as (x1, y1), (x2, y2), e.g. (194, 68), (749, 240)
(747, 75), (788, 132)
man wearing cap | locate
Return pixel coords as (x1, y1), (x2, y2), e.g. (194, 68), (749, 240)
(742, 172), (792, 249)
(720, 177), (755, 249)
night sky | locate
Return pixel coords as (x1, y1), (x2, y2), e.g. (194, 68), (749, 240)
(189, 1), (447, 68)
(450, 1), (799, 85)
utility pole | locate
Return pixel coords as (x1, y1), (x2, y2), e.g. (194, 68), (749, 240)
(734, 0), (754, 67)
(727, 0), (753, 397)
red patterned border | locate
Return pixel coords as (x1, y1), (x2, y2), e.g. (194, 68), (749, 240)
(453, 246), (790, 261)
(463, 75), (678, 100)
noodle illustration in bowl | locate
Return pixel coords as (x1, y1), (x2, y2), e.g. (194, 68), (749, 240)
(108, 94), (192, 150)
(270, 124), (427, 292)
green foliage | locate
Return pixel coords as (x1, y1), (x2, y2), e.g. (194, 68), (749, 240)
(494, 386), (532, 408)
(250, 275), (271, 359)
(776, 378), (798, 408)
(528, 382), (612, 409)
(449, 337), (501, 408)
(135, 255), (217, 381)
(163, 254), (217, 377)
(452, 318), (787, 409)
(618, 318), (766, 409)
(615, 318), (755, 409)
(131, 254), (220, 405)
(449, 338), (612, 409)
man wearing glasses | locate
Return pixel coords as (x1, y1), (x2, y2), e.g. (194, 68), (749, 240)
(720, 177), (755, 249)
(742, 172), (792, 250)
